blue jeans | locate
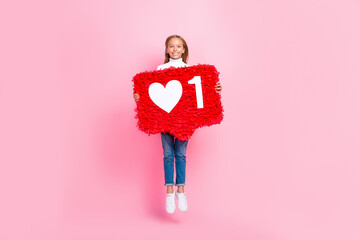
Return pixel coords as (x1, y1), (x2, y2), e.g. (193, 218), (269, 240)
(161, 132), (188, 186)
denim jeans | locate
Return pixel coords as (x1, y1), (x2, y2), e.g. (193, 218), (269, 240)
(161, 132), (188, 186)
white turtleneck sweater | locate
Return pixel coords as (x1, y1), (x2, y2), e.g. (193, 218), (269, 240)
(156, 58), (190, 70)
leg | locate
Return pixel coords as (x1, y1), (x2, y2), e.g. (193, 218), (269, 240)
(174, 138), (188, 191)
(161, 132), (175, 192)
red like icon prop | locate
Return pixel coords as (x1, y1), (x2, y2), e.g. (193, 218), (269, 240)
(133, 64), (224, 141)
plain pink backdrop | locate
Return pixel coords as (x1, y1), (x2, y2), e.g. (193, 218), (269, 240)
(1, 0), (359, 239)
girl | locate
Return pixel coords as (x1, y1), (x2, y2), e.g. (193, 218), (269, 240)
(134, 35), (222, 214)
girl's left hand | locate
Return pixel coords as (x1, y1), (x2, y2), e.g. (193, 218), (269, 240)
(215, 82), (222, 94)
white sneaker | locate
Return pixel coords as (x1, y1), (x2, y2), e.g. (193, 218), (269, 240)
(175, 191), (188, 212)
(165, 190), (176, 214)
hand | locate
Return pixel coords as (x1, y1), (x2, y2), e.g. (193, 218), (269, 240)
(133, 93), (139, 102)
(215, 82), (222, 94)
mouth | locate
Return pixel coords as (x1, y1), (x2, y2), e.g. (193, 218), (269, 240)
(171, 52), (179, 56)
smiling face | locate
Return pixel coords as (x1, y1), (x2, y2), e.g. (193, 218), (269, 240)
(166, 37), (185, 60)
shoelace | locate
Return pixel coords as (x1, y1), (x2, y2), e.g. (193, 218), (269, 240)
(166, 193), (175, 207)
(166, 192), (175, 199)
(176, 192), (186, 199)
(176, 192), (187, 209)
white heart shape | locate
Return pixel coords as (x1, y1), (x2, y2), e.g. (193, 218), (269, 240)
(148, 80), (182, 113)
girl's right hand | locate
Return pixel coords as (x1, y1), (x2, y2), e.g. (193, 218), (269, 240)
(133, 93), (139, 102)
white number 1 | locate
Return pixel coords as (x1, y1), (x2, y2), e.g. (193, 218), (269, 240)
(188, 76), (204, 108)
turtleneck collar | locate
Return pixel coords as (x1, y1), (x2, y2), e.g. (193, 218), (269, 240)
(169, 58), (184, 63)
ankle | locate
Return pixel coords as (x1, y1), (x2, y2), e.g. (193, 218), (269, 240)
(166, 186), (174, 194)
(177, 186), (185, 193)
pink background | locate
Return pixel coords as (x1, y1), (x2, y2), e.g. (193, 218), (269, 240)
(1, 0), (359, 239)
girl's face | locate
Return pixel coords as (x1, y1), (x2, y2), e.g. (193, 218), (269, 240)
(166, 38), (185, 60)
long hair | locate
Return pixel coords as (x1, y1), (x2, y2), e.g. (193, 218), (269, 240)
(163, 35), (189, 64)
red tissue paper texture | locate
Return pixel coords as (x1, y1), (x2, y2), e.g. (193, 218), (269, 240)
(133, 64), (224, 141)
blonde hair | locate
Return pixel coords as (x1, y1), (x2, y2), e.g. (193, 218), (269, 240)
(163, 34), (189, 64)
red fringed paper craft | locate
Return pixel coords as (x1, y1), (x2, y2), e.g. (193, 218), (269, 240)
(133, 64), (224, 141)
